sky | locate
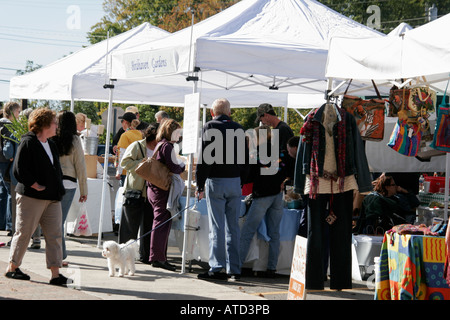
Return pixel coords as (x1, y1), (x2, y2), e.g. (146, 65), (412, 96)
(0, 0), (105, 102)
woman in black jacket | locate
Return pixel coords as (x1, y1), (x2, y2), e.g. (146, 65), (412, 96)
(5, 107), (68, 286)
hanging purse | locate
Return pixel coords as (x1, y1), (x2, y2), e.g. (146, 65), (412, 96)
(135, 143), (172, 191)
(430, 80), (450, 152)
(388, 85), (410, 117)
(341, 80), (386, 141)
(408, 77), (437, 114)
(387, 119), (422, 157)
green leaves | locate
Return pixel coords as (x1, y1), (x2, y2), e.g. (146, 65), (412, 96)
(2, 115), (29, 144)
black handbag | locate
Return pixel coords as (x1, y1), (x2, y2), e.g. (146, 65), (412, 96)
(123, 189), (144, 207)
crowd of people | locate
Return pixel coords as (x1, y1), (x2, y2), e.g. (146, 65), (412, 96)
(0, 99), (301, 286)
(0, 104), (180, 285)
(0, 98), (423, 289)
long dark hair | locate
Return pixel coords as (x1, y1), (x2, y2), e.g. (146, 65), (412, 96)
(144, 123), (159, 143)
(53, 111), (77, 156)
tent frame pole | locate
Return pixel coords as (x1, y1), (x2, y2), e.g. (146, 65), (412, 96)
(181, 9), (197, 274)
(97, 80), (115, 248)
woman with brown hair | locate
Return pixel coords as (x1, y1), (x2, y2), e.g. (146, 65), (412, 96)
(5, 107), (68, 286)
(147, 119), (184, 271)
(355, 173), (419, 235)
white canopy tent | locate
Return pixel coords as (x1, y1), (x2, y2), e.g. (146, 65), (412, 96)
(9, 22), (170, 106)
(111, 0), (383, 108)
(325, 14), (450, 220)
(326, 13), (450, 94)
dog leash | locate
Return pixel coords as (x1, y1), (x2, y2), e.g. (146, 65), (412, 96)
(119, 200), (198, 250)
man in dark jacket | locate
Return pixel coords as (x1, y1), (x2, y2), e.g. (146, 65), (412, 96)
(196, 98), (248, 281)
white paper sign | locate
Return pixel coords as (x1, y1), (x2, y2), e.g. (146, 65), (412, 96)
(287, 235), (308, 300)
(182, 93), (200, 155)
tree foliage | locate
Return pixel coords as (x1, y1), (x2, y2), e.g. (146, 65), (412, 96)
(84, 0), (450, 136)
(320, 0), (450, 33)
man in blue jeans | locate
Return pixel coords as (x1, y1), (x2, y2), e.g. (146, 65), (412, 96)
(196, 98), (248, 281)
(239, 125), (293, 277)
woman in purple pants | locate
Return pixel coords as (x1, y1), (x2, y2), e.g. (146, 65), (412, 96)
(147, 119), (184, 272)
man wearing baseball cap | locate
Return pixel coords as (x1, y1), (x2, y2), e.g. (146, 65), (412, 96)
(256, 103), (294, 153)
(112, 106), (149, 154)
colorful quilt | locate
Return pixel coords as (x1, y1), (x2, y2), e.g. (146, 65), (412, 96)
(376, 233), (450, 300)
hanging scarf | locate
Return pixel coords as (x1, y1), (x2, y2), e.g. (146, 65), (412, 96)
(300, 105), (347, 199)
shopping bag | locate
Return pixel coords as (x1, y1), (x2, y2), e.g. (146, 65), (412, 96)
(388, 87), (410, 117)
(387, 119), (422, 157)
(430, 81), (450, 152)
(135, 143), (172, 191)
(342, 80), (386, 141)
(114, 186), (124, 224)
(73, 202), (92, 237)
(184, 208), (201, 261)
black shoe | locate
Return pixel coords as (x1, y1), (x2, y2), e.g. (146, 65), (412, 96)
(49, 274), (70, 287)
(139, 258), (152, 265)
(152, 261), (176, 272)
(228, 274), (241, 281)
(5, 268), (31, 281)
(257, 269), (276, 278)
(30, 241), (41, 250)
(198, 271), (228, 281)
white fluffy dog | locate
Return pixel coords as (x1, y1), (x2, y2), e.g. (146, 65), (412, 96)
(102, 240), (139, 277)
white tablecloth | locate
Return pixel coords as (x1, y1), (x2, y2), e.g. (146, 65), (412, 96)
(66, 178), (113, 235)
(171, 196), (302, 275)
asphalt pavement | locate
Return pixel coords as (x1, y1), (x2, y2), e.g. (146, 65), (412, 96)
(0, 230), (375, 304)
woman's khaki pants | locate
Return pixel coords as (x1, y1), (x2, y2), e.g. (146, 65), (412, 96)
(9, 194), (62, 269)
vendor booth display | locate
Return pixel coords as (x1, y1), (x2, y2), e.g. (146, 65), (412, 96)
(325, 11), (450, 212)
(325, 12), (450, 299)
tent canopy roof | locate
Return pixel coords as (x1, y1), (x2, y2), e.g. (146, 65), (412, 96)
(326, 13), (450, 95)
(9, 22), (170, 101)
(10, 0), (382, 108)
(110, 0), (382, 107)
